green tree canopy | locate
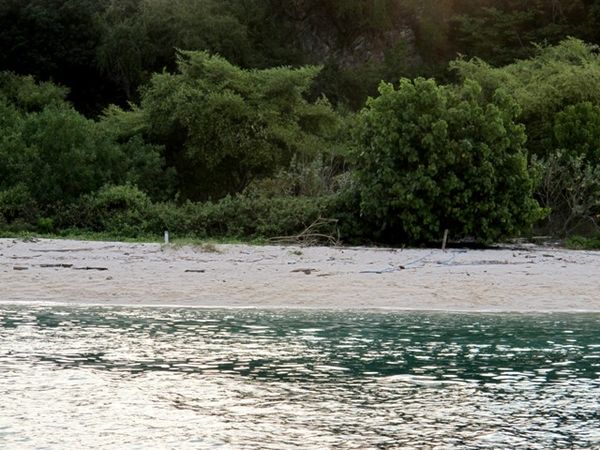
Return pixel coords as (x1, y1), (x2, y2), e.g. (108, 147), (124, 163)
(449, 0), (591, 66)
(0, 74), (168, 224)
(553, 102), (600, 165)
(450, 38), (600, 156)
(0, 0), (113, 114)
(96, 0), (255, 101)
(132, 50), (339, 200)
(352, 77), (542, 243)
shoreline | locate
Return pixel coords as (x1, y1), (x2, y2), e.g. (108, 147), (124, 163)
(2, 238), (599, 312)
(2, 301), (600, 314)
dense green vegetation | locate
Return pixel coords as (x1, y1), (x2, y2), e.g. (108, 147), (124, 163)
(452, 39), (600, 236)
(353, 78), (541, 243)
(2, 1), (600, 245)
(136, 51), (339, 201)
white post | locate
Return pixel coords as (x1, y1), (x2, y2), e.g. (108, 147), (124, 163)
(164, 230), (170, 245)
(442, 229), (449, 252)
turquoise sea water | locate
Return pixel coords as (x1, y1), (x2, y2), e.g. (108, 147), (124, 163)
(0, 306), (599, 449)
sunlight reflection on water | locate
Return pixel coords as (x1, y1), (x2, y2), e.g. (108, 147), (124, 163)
(0, 306), (599, 449)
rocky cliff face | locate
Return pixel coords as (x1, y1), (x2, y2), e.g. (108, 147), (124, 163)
(280, 1), (420, 68)
(297, 23), (419, 67)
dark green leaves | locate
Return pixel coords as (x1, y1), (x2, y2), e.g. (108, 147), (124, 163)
(352, 77), (542, 243)
(138, 51), (338, 201)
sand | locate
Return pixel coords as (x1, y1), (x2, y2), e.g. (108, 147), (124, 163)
(0, 238), (599, 311)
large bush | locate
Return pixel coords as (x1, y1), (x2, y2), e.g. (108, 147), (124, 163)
(553, 102), (600, 165)
(69, 185), (153, 236)
(353, 77), (542, 243)
(451, 40), (600, 237)
(0, 184), (38, 227)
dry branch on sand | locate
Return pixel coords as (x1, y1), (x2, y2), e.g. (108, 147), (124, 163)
(269, 218), (340, 246)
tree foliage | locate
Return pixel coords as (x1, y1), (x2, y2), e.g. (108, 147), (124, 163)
(553, 102), (600, 165)
(451, 38), (600, 156)
(96, 0), (257, 101)
(353, 77), (542, 243)
(451, 40), (600, 236)
(135, 51), (339, 200)
(535, 101), (600, 235)
(4, 1), (600, 243)
(0, 74), (168, 224)
(3, 0), (600, 113)
(536, 151), (600, 236)
(0, 0), (112, 114)
(449, 0), (592, 66)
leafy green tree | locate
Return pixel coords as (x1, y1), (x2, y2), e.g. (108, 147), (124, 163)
(96, 0), (255, 101)
(2, 107), (128, 206)
(0, 0), (114, 114)
(353, 77), (542, 243)
(0, 74), (168, 223)
(134, 51), (339, 200)
(450, 0), (590, 66)
(0, 72), (69, 112)
(452, 39), (600, 236)
(537, 102), (600, 234)
(451, 38), (600, 157)
(553, 102), (600, 164)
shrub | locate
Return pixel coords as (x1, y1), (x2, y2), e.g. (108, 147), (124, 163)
(0, 184), (38, 225)
(36, 217), (55, 233)
(244, 155), (348, 198)
(353, 77), (543, 243)
(327, 182), (379, 244)
(566, 234), (600, 250)
(151, 195), (335, 239)
(74, 185), (153, 236)
(536, 151), (600, 236)
(56, 188), (338, 241)
(553, 102), (600, 165)
(14, 107), (125, 206)
(0, 99), (169, 217)
(535, 103), (600, 235)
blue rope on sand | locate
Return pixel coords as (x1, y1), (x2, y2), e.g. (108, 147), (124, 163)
(360, 266), (398, 274)
(359, 250), (468, 274)
(436, 250), (467, 266)
(403, 251), (436, 268)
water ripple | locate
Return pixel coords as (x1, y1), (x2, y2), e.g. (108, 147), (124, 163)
(0, 306), (599, 448)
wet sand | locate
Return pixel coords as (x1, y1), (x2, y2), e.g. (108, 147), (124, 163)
(1, 238), (599, 311)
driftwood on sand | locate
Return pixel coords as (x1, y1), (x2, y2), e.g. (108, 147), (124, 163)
(269, 218), (340, 246)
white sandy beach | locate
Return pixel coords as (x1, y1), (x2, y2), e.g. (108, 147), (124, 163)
(0, 238), (599, 311)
